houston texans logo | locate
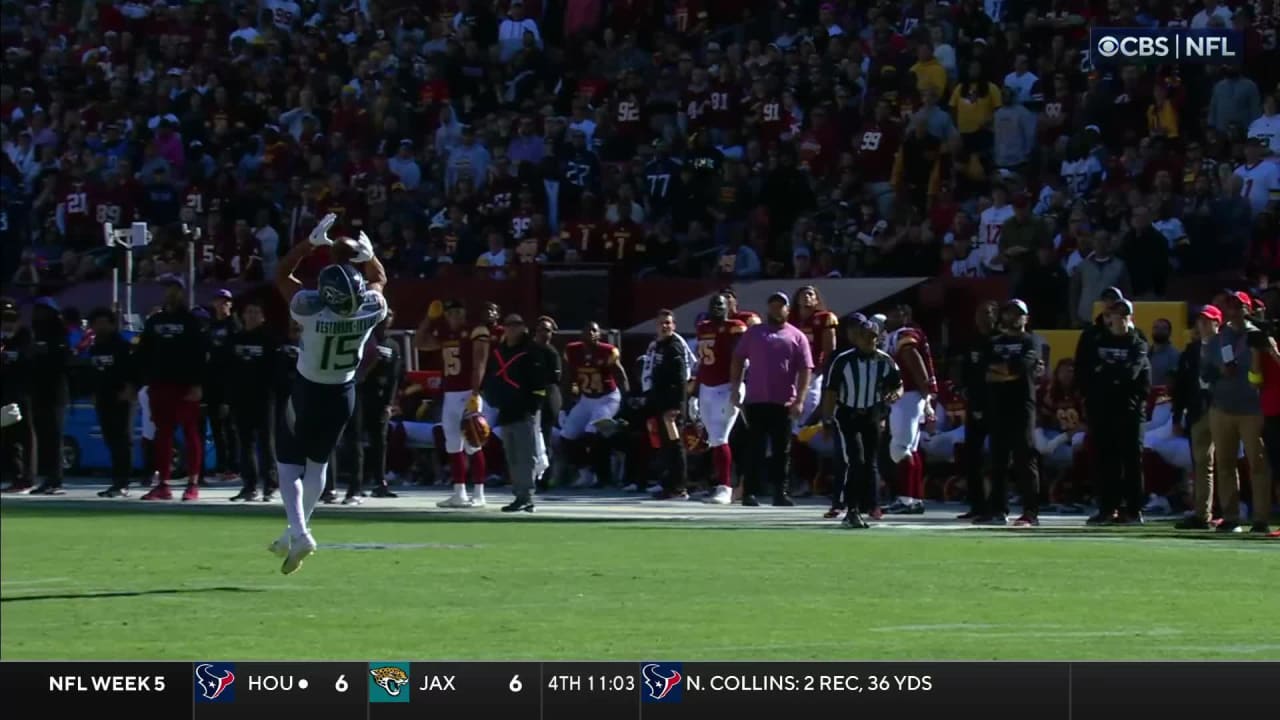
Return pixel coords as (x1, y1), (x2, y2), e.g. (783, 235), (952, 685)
(195, 663), (235, 701)
(641, 663), (682, 701)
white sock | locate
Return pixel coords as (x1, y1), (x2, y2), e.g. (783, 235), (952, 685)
(473, 485), (486, 503)
(276, 463), (305, 536)
(452, 483), (468, 498)
(301, 459), (328, 531)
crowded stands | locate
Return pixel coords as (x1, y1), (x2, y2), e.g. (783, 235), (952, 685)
(2, 1), (1279, 526)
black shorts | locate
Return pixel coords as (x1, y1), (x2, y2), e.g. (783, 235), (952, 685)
(277, 376), (355, 465)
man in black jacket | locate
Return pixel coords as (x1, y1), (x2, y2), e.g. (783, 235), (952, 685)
(485, 315), (558, 513)
(87, 308), (136, 497)
(958, 300), (998, 519)
(1, 297), (36, 493)
(28, 297), (70, 495)
(1085, 299), (1152, 525)
(1173, 305), (1219, 529)
(642, 309), (693, 499)
(344, 310), (401, 502)
(979, 300), (1042, 526)
(137, 274), (208, 501)
(227, 300), (278, 502)
(1073, 286), (1127, 399)
(206, 289), (241, 483)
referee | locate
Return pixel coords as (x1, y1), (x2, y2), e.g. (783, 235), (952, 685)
(641, 309), (695, 499)
(822, 313), (902, 529)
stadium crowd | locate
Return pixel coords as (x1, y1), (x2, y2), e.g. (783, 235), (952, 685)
(1, 1), (1279, 531)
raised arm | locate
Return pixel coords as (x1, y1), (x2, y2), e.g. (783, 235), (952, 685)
(276, 213), (336, 302)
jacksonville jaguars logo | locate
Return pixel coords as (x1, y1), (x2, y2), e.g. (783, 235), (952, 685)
(369, 665), (410, 700)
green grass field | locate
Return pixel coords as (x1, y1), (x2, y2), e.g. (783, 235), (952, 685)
(2, 504), (1277, 660)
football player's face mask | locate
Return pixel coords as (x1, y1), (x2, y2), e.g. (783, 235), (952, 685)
(709, 295), (728, 320)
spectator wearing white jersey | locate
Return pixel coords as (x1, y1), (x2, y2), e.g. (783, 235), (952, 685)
(1002, 54), (1038, 106)
(977, 184), (1014, 272)
(1235, 138), (1280, 217)
(1246, 94), (1280, 156)
(498, 1), (543, 63)
(1190, 0), (1233, 29)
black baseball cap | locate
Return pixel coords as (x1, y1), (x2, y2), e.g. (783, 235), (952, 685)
(843, 312), (875, 330)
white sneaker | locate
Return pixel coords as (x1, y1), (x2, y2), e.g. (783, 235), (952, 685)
(437, 494), (472, 508)
(621, 483), (640, 492)
(468, 496), (487, 508)
(570, 472), (597, 489)
(268, 531), (291, 558)
(281, 533), (316, 575)
(703, 485), (732, 505)
(645, 483), (662, 494)
(341, 495), (364, 506)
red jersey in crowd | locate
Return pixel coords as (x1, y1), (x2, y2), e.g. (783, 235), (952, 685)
(694, 317), (747, 387)
(791, 309), (839, 371)
(749, 93), (786, 146)
(612, 90), (646, 141)
(96, 176), (140, 227)
(681, 87), (711, 132)
(731, 310), (762, 327)
(672, 0), (707, 34)
(603, 221), (646, 263)
(432, 320), (491, 393)
(707, 81), (739, 131)
(855, 121), (902, 184)
(565, 341), (620, 398)
(58, 179), (99, 240)
(559, 219), (604, 259)
(182, 183), (209, 220)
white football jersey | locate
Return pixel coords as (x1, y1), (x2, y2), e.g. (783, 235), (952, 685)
(1060, 156), (1103, 198)
(1234, 161), (1280, 216)
(264, 0), (301, 32)
(290, 288), (388, 385)
(977, 204), (1014, 270)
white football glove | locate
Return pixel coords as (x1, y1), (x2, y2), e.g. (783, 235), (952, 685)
(0, 403), (21, 429)
(308, 213), (337, 247)
(352, 230), (375, 263)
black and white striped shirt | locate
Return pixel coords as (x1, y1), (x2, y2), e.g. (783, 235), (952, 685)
(824, 347), (901, 410)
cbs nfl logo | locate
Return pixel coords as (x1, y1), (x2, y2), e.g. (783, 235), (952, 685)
(1091, 28), (1242, 66)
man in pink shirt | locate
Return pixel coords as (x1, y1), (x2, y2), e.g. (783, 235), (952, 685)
(730, 291), (814, 506)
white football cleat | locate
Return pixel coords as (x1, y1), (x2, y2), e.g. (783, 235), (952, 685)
(281, 534), (316, 575)
(268, 531), (291, 558)
(704, 485), (732, 505)
(467, 497), (487, 508)
(437, 494), (472, 508)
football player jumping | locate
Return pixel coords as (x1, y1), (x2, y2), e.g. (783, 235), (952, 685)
(271, 213), (388, 574)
